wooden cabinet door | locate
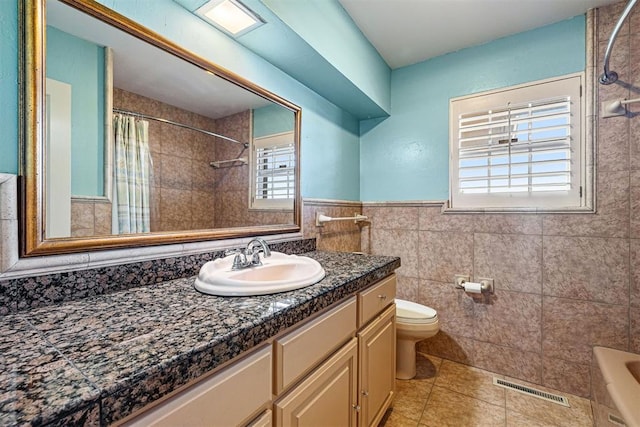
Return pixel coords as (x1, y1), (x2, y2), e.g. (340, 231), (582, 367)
(122, 345), (272, 427)
(357, 304), (396, 427)
(275, 338), (358, 427)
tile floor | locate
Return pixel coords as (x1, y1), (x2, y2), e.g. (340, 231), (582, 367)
(380, 353), (594, 427)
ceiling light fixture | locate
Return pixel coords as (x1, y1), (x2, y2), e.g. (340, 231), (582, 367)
(196, 0), (264, 37)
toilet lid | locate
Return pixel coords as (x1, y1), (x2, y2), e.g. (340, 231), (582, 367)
(396, 299), (437, 324)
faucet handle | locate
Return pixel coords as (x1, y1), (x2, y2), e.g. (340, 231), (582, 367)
(225, 248), (249, 270)
(231, 254), (246, 270)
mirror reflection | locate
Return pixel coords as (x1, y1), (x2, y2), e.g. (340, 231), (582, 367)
(44, 0), (297, 240)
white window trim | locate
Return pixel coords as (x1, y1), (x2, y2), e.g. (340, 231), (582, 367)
(249, 131), (295, 211)
(447, 72), (593, 213)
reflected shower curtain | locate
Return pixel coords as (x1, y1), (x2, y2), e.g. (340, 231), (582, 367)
(112, 114), (151, 234)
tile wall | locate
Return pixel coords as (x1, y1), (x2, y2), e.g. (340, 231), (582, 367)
(358, 2), (640, 399)
(0, 174), (17, 272)
(303, 199), (364, 252)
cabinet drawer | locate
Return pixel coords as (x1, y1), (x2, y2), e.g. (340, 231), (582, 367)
(274, 297), (357, 394)
(358, 274), (396, 327)
(122, 345), (272, 427)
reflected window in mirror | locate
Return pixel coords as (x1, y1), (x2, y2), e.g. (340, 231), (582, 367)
(250, 104), (296, 211)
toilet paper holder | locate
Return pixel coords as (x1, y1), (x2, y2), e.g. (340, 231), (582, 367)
(454, 274), (494, 294)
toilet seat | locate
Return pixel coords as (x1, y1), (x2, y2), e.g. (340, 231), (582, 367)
(396, 299), (438, 325)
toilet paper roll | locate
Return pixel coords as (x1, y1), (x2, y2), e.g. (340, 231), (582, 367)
(463, 281), (483, 294)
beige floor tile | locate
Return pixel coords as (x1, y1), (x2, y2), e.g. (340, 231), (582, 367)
(506, 410), (566, 427)
(415, 352), (442, 381)
(379, 408), (419, 427)
(386, 357), (592, 427)
(433, 359), (506, 406)
(392, 378), (433, 422)
(504, 377), (593, 427)
(418, 385), (506, 427)
(385, 353), (441, 423)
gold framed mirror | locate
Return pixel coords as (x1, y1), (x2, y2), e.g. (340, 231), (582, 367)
(20, 0), (301, 256)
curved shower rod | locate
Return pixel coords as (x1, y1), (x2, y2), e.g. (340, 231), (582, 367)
(600, 0), (638, 85)
(113, 108), (250, 148)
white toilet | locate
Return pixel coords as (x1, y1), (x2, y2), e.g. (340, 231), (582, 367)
(395, 299), (439, 379)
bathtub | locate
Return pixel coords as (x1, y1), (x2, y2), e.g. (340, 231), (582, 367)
(592, 347), (640, 427)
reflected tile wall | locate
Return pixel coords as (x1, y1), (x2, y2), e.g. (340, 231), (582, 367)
(213, 111), (291, 228)
(113, 88), (217, 232)
(70, 199), (112, 237)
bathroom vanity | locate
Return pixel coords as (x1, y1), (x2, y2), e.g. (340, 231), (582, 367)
(121, 274), (396, 427)
(0, 251), (400, 426)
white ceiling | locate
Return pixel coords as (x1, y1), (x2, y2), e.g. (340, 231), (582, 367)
(338, 0), (621, 69)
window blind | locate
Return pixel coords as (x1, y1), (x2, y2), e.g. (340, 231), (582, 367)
(457, 97), (572, 195)
(254, 143), (295, 201)
(449, 73), (584, 210)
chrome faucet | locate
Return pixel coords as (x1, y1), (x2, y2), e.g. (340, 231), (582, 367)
(225, 238), (272, 270)
(246, 237), (271, 264)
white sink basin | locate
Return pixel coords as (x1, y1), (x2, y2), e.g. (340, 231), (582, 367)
(194, 252), (326, 296)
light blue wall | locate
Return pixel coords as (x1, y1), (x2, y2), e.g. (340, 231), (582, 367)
(0, 0), (18, 175)
(360, 16), (586, 201)
(47, 26), (105, 197)
(253, 104), (295, 138)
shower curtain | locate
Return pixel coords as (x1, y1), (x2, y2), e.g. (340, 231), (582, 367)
(112, 113), (151, 234)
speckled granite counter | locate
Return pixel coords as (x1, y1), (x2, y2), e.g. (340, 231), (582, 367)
(0, 251), (400, 426)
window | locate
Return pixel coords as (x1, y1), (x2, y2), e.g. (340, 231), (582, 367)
(249, 131), (295, 210)
(449, 74), (587, 211)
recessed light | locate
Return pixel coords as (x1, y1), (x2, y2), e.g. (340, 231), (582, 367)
(196, 0), (264, 37)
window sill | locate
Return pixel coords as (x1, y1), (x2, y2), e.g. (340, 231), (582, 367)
(442, 205), (596, 214)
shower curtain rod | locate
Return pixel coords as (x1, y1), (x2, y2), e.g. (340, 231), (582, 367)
(599, 0), (638, 85)
(113, 108), (249, 148)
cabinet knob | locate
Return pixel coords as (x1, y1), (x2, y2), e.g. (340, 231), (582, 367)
(352, 404), (361, 412)
(361, 390), (369, 396)
(377, 294), (387, 300)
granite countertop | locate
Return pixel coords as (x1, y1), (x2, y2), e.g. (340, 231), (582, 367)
(0, 251), (400, 426)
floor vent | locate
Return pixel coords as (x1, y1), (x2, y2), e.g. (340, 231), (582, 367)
(493, 378), (570, 407)
(608, 413), (627, 426)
